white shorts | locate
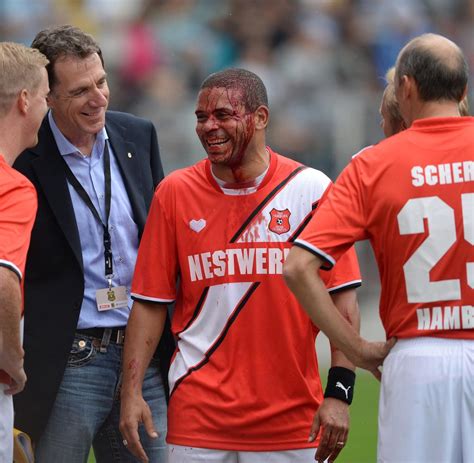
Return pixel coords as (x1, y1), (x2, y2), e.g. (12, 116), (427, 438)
(0, 383), (13, 463)
(378, 337), (474, 463)
(168, 444), (318, 463)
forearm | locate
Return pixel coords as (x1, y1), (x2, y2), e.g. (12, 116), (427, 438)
(122, 301), (168, 396)
(329, 289), (360, 370)
(0, 269), (23, 367)
(284, 248), (363, 362)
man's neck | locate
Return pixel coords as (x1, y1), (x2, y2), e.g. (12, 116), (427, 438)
(51, 114), (96, 156)
(410, 100), (463, 125)
(0, 149), (16, 166)
(211, 148), (270, 185)
(0, 125), (20, 166)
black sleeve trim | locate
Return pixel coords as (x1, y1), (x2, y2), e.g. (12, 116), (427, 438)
(328, 281), (362, 294)
(292, 242), (333, 270)
(0, 261), (22, 281)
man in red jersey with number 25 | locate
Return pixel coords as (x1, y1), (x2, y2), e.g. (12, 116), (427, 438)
(285, 33), (474, 463)
(120, 68), (363, 463)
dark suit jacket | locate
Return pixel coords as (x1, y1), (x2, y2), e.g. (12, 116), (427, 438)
(13, 111), (175, 442)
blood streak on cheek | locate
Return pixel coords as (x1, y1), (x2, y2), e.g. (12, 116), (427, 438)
(231, 113), (255, 182)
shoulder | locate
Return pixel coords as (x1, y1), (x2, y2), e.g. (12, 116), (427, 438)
(157, 161), (206, 193)
(106, 110), (155, 133)
(14, 117), (53, 170)
(273, 151), (332, 191)
(0, 163), (35, 198)
(0, 166), (36, 221)
(149, 162), (206, 218)
(345, 136), (407, 176)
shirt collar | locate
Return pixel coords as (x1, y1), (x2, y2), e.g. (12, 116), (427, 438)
(48, 110), (109, 157)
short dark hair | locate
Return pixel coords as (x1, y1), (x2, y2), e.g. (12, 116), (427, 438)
(396, 35), (468, 102)
(31, 25), (104, 89)
(200, 68), (268, 112)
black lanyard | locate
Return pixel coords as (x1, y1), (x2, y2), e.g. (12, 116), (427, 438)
(62, 141), (113, 279)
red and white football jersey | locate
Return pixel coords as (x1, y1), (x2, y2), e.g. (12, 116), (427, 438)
(0, 155), (37, 384)
(297, 117), (474, 340)
(132, 148), (361, 450)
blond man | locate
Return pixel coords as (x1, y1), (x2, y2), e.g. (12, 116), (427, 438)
(0, 42), (49, 462)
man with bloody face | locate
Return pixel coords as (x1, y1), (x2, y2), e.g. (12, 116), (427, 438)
(120, 68), (362, 463)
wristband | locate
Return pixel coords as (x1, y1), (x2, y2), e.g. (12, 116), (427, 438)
(324, 366), (356, 405)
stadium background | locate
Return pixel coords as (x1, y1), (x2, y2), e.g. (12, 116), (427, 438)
(1, 0), (473, 461)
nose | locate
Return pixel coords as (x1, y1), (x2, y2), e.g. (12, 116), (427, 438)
(202, 115), (219, 132)
(89, 87), (108, 107)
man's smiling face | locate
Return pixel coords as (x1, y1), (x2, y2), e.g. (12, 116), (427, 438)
(48, 52), (109, 144)
(195, 86), (255, 167)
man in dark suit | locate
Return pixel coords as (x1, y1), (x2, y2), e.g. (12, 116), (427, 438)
(13, 25), (173, 463)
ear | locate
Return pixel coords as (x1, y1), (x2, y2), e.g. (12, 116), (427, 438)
(17, 89), (29, 115)
(46, 92), (54, 109)
(254, 105), (269, 130)
(399, 75), (413, 101)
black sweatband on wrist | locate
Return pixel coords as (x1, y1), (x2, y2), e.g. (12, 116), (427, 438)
(324, 366), (356, 405)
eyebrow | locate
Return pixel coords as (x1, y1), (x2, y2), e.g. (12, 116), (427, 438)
(68, 73), (107, 95)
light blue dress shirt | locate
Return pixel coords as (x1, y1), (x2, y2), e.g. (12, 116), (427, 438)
(49, 111), (139, 328)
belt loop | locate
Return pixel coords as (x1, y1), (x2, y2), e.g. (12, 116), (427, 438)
(116, 329), (125, 344)
(100, 328), (112, 352)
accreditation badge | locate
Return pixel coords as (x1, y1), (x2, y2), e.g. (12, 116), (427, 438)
(96, 286), (128, 311)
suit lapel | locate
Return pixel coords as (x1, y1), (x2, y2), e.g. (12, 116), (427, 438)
(105, 116), (147, 230)
(31, 120), (83, 270)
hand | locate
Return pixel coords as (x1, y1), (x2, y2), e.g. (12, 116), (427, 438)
(353, 338), (396, 381)
(119, 393), (158, 463)
(310, 398), (349, 463)
(0, 346), (27, 395)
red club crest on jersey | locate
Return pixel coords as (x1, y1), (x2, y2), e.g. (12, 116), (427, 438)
(269, 208), (291, 234)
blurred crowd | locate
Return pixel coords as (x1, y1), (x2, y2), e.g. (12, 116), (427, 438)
(1, 0), (473, 176)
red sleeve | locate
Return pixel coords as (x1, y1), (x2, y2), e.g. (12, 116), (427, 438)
(0, 175), (37, 280)
(295, 158), (368, 269)
(131, 180), (179, 303)
(319, 245), (362, 292)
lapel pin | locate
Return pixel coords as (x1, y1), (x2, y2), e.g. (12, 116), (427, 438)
(127, 152), (133, 158)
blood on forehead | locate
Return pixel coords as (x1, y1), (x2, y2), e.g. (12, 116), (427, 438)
(199, 86), (248, 116)
(201, 75), (263, 110)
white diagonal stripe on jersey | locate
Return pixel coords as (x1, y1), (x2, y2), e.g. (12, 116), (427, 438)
(169, 281), (254, 394)
(236, 167), (330, 243)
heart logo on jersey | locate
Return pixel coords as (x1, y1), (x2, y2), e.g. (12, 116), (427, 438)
(189, 219), (206, 233)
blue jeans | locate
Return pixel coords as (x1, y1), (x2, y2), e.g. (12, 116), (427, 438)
(35, 333), (167, 463)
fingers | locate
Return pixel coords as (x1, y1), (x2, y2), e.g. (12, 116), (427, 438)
(356, 337), (398, 375)
(313, 399), (349, 463)
(315, 426), (334, 462)
(328, 432), (348, 463)
(120, 418), (149, 463)
(315, 426), (348, 463)
(371, 367), (382, 382)
(369, 338), (397, 381)
(4, 368), (26, 395)
(309, 412), (321, 442)
(385, 337), (397, 352)
(119, 401), (155, 463)
(142, 406), (159, 440)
